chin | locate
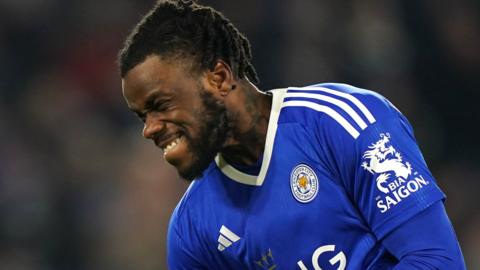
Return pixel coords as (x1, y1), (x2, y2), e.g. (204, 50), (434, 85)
(178, 167), (204, 182)
(176, 155), (215, 181)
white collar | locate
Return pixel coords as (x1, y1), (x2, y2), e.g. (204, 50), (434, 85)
(214, 88), (287, 186)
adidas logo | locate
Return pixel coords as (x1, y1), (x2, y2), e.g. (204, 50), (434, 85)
(217, 225), (241, 251)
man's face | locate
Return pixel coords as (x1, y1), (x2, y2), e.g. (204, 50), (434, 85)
(122, 55), (229, 180)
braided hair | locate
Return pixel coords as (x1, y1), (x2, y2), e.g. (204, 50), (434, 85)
(118, 0), (259, 84)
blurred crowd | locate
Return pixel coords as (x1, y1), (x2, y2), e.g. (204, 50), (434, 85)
(0, 0), (478, 269)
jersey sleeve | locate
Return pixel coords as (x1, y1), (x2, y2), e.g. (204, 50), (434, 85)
(316, 85), (445, 239)
(382, 201), (466, 269)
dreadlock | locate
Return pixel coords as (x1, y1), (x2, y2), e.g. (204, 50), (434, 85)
(118, 0), (259, 85)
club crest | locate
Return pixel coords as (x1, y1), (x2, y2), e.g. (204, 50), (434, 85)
(290, 164), (319, 203)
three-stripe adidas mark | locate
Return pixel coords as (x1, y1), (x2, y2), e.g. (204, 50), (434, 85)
(217, 225), (241, 251)
(283, 87), (376, 139)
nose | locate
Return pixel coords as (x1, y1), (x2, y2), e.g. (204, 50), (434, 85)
(142, 114), (165, 139)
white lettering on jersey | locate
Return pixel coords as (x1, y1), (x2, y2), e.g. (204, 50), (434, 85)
(297, 244), (347, 270)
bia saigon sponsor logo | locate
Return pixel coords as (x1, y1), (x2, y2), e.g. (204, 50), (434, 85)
(361, 133), (429, 213)
(290, 164), (319, 203)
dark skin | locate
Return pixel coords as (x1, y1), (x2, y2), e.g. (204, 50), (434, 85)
(122, 55), (271, 179)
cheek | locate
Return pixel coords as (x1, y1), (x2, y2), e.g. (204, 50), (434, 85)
(167, 110), (201, 138)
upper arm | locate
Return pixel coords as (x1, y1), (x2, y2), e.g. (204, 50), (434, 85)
(313, 84), (445, 238)
(381, 201), (466, 269)
(297, 83), (464, 268)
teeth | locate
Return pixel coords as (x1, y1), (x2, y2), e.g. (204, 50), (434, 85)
(163, 137), (181, 156)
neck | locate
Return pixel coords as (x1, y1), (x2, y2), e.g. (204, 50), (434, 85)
(220, 81), (272, 166)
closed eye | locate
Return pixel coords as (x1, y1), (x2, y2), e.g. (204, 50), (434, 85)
(152, 99), (170, 112)
(153, 100), (171, 112)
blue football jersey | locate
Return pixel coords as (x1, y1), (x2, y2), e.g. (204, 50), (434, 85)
(167, 83), (445, 269)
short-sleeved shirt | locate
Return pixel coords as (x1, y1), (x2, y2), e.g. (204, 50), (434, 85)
(167, 83), (445, 269)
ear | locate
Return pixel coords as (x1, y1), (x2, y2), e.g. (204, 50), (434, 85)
(204, 60), (236, 97)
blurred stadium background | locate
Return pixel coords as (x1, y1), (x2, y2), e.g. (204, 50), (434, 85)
(0, 0), (478, 269)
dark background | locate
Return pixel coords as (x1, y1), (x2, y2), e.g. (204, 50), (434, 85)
(0, 0), (478, 269)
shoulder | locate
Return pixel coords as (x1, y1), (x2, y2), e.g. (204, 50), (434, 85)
(276, 83), (400, 140)
(169, 172), (211, 234)
(167, 165), (219, 269)
(168, 181), (199, 242)
(167, 172), (214, 266)
(167, 179), (210, 268)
